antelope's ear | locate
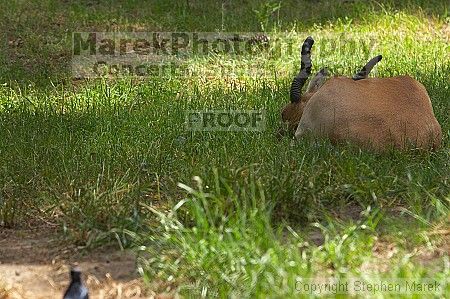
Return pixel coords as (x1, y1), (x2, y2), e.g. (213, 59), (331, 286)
(306, 68), (328, 93)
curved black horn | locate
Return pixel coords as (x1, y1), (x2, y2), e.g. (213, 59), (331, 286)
(290, 36), (314, 103)
(353, 55), (382, 80)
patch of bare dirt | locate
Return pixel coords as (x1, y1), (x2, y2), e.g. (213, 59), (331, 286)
(414, 222), (450, 269)
(0, 227), (163, 299)
(360, 237), (399, 273)
(361, 229), (450, 274)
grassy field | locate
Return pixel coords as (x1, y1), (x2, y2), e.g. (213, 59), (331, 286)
(0, 0), (449, 297)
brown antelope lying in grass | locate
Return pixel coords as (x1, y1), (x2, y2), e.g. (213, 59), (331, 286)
(281, 36), (442, 151)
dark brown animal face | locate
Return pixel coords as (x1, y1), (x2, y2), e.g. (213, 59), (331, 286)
(278, 91), (317, 137)
(281, 101), (303, 131)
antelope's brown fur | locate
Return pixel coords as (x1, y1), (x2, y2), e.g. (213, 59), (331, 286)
(287, 75), (442, 151)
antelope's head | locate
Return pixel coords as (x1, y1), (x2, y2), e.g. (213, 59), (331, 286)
(281, 68), (328, 133)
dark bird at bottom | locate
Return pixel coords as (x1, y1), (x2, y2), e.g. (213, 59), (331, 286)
(63, 267), (89, 299)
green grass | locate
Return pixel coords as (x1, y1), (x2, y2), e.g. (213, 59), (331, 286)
(0, 0), (449, 297)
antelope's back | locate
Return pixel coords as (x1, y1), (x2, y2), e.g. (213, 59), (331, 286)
(299, 75), (442, 150)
